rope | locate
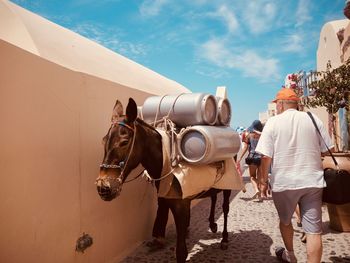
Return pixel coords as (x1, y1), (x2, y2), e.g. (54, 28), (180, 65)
(151, 93), (185, 128)
(124, 168), (145, 183)
(152, 94), (167, 127)
(142, 168), (175, 182)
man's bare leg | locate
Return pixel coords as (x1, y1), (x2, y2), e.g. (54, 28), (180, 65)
(306, 233), (322, 263)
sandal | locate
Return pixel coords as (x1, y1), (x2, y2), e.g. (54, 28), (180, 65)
(252, 191), (260, 199)
(275, 247), (289, 262)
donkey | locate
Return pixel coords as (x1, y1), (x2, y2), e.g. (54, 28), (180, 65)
(96, 98), (232, 263)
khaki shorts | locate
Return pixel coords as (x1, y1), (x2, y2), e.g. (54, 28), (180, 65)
(272, 188), (323, 234)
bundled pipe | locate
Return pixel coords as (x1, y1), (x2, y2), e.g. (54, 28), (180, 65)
(177, 125), (241, 165)
(141, 93), (218, 127)
(140, 93), (236, 165)
(215, 97), (231, 126)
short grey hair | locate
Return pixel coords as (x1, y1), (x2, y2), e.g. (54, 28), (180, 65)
(281, 99), (298, 105)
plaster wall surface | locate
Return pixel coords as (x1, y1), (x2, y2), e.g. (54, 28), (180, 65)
(0, 1), (190, 262)
(0, 0), (189, 95)
(0, 39), (164, 263)
(317, 19), (350, 147)
(317, 19), (349, 71)
(341, 20), (350, 62)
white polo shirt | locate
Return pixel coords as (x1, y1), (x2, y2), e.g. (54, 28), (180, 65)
(256, 109), (333, 192)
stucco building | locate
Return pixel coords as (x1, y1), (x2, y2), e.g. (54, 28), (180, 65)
(0, 0), (191, 262)
(260, 18), (350, 151)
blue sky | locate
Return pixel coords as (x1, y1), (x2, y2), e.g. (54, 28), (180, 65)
(12, 0), (347, 128)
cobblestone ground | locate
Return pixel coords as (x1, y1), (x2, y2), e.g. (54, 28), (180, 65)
(121, 175), (350, 263)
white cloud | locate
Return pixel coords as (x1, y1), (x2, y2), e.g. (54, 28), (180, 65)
(139, 0), (169, 16)
(216, 5), (239, 34)
(199, 38), (279, 82)
(281, 33), (303, 53)
(235, 51), (279, 81)
(72, 23), (147, 58)
(200, 38), (231, 66)
(243, 1), (277, 34)
(295, 0), (312, 27)
(195, 67), (230, 79)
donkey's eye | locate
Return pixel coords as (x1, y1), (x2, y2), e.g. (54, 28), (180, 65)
(120, 140), (129, 147)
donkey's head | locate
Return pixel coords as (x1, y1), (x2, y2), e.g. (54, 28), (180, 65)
(96, 98), (140, 201)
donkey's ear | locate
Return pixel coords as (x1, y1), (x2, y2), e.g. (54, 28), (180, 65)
(111, 100), (124, 122)
(125, 98), (137, 123)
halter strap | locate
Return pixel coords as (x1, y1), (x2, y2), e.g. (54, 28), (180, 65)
(99, 121), (136, 182)
(115, 121), (134, 131)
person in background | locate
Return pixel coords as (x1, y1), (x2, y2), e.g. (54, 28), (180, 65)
(256, 88), (333, 263)
(295, 204), (302, 228)
(344, 0), (350, 19)
(235, 126), (248, 192)
(294, 204), (308, 243)
(237, 120), (263, 200)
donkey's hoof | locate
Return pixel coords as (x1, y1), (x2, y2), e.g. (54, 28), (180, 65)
(146, 238), (165, 251)
(220, 241), (228, 250)
(209, 223), (218, 233)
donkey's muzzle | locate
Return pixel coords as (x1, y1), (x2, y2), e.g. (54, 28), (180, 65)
(96, 177), (122, 201)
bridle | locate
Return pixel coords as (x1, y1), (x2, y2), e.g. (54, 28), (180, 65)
(96, 118), (174, 198)
(97, 120), (138, 187)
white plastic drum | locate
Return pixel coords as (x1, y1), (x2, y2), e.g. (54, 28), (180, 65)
(141, 93), (217, 127)
(178, 125), (241, 165)
(216, 97), (231, 126)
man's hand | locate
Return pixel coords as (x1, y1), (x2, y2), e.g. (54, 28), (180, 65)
(259, 155), (272, 198)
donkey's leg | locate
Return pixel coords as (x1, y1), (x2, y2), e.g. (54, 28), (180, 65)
(209, 192), (218, 233)
(169, 199), (191, 263)
(186, 201), (191, 238)
(221, 189), (231, 250)
(147, 197), (169, 249)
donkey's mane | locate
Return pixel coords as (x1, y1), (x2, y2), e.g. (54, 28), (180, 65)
(135, 117), (161, 137)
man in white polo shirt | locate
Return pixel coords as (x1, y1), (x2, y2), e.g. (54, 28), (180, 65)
(256, 88), (333, 263)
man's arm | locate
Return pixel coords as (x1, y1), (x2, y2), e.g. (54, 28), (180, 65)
(238, 141), (249, 163)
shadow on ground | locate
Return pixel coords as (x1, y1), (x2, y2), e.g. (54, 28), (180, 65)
(121, 189), (278, 263)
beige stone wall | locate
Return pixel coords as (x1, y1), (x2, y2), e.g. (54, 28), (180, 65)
(0, 40), (168, 263)
(316, 20), (349, 141)
(317, 20), (349, 71)
(317, 19), (350, 149)
(341, 21), (350, 62)
(0, 1), (193, 261)
(0, 0), (189, 96)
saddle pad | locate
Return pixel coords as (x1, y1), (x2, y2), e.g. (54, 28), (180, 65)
(157, 129), (244, 199)
(172, 159), (244, 198)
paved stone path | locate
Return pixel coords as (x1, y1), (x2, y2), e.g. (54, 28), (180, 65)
(121, 174), (350, 262)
